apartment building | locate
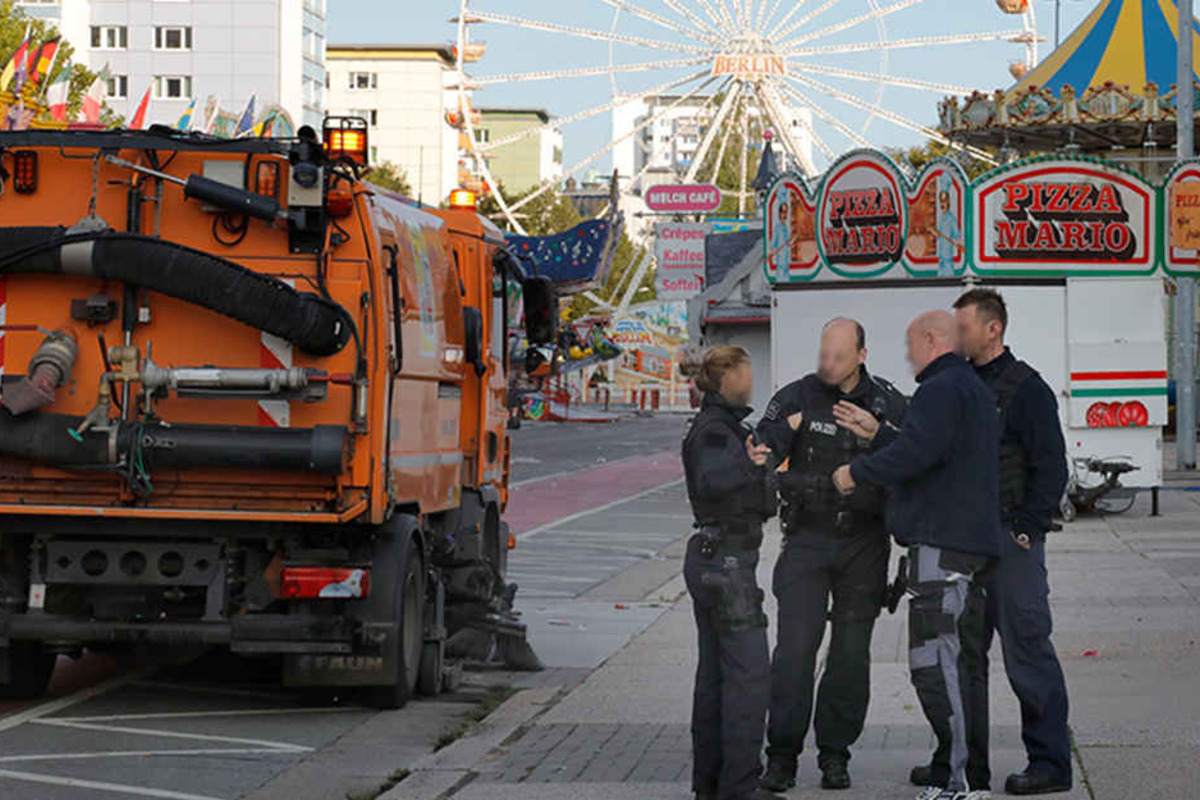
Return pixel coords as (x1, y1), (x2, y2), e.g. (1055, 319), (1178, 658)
(15, 0), (326, 128)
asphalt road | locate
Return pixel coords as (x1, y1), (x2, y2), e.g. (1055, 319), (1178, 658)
(507, 414), (687, 485)
(0, 412), (691, 800)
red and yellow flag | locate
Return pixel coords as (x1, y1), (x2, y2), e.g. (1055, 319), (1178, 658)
(0, 30), (32, 93)
(27, 37), (60, 90)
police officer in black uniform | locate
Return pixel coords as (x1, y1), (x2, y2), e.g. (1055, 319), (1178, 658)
(681, 345), (782, 800)
(949, 289), (1072, 796)
(754, 318), (906, 792)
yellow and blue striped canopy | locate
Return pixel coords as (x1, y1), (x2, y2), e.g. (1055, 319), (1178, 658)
(1014, 0), (1200, 95)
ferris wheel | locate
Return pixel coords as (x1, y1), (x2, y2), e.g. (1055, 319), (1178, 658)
(454, 0), (1039, 234)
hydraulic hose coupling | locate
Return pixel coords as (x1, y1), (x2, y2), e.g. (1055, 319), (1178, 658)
(1, 329), (79, 415)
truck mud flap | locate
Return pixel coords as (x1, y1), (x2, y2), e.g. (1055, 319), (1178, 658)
(283, 513), (424, 688)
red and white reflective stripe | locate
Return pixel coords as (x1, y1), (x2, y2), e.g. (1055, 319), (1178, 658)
(257, 278), (293, 428)
(0, 277), (8, 378)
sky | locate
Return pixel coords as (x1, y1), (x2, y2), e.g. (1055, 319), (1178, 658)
(329, 1), (1097, 177)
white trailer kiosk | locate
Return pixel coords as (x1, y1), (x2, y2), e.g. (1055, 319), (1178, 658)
(764, 150), (1200, 508)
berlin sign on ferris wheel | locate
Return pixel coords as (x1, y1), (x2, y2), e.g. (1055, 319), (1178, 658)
(454, 0), (1040, 234)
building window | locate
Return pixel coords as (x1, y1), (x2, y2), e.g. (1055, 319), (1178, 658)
(154, 75), (192, 100)
(474, 128), (490, 144)
(154, 26), (193, 51)
(304, 29), (324, 62)
(348, 71), (377, 90)
(304, 76), (324, 110)
(370, 145), (378, 163)
(350, 108), (378, 126)
(105, 74), (128, 99)
(303, 0), (326, 15)
(91, 26), (128, 50)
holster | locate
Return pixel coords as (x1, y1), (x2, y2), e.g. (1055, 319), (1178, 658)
(884, 554), (909, 614)
(701, 559), (767, 633)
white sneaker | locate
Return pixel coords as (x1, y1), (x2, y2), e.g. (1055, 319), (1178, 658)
(913, 790), (991, 800)
(913, 788), (951, 800)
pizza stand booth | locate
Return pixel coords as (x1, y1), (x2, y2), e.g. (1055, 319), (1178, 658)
(765, 149), (1200, 514)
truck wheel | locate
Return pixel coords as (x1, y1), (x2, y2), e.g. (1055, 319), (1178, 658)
(364, 538), (424, 710)
(417, 640), (443, 696)
(0, 642), (57, 700)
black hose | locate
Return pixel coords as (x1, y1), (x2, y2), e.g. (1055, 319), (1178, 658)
(0, 227), (353, 357)
(0, 408), (346, 473)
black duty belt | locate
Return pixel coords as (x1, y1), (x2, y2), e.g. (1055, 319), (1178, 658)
(788, 508), (882, 537)
(696, 522), (763, 551)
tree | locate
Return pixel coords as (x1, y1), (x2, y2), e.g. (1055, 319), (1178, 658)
(889, 139), (996, 180)
(362, 160), (412, 196)
(692, 91), (767, 218)
(0, 1), (112, 123)
(478, 181), (650, 319)
(478, 182), (583, 237)
(571, 236), (654, 318)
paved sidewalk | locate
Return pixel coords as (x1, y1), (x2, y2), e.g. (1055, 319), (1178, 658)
(393, 486), (1200, 800)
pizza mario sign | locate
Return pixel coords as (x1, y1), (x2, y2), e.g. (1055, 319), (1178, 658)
(974, 161), (1153, 273)
(763, 151), (1185, 282)
(817, 151), (908, 277)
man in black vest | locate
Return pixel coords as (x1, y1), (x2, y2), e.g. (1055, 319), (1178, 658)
(949, 289), (1072, 796)
(754, 318), (906, 792)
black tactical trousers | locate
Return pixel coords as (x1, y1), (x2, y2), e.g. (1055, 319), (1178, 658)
(766, 523), (889, 766)
(684, 533), (770, 800)
(961, 533), (1072, 788)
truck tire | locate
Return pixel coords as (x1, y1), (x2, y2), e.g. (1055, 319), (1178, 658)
(0, 641), (57, 700)
(364, 536), (425, 710)
(417, 640), (443, 696)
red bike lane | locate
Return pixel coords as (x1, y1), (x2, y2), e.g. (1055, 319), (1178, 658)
(504, 449), (684, 536)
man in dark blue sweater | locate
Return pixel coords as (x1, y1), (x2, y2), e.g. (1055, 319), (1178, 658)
(832, 311), (1000, 800)
(953, 289), (1071, 796)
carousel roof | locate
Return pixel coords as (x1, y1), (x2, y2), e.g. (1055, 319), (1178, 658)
(1015, 0), (1200, 96)
(939, 0), (1200, 152)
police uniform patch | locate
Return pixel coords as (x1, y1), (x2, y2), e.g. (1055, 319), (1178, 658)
(809, 420), (837, 436)
(764, 398), (782, 421)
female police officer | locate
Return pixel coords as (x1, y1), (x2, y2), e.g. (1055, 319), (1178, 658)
(682, 346), (782, 800)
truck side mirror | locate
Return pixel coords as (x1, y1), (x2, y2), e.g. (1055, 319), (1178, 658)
(523, 276), (557, 345)
(463, 306), (486, 377)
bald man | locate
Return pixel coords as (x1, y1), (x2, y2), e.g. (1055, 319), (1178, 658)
(832, 311), (1001, 800)
(754, 317), (906, 792)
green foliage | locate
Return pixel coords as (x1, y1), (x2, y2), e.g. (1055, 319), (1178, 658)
(479, 182), (650, 319)
(479, 182), (583, 236)
(888, 139), (996, 180)
(693, 92), (765, 218)
(363, 160), (412, 196)
(0, 1), (112, 123)
(568, 237), (654, 319)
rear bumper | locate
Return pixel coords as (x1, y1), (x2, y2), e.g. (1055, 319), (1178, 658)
(0, 612), (362, 654)
(0, 500), (369, 524)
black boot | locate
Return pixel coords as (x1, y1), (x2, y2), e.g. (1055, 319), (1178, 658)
(760, 758), (797, 792)
(1005, 769), (1072, 795)
(909, 763), (949, 788)
(819, 756), (851, 790)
